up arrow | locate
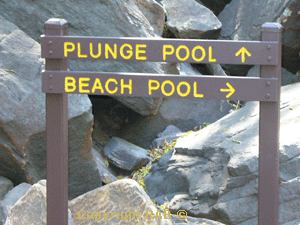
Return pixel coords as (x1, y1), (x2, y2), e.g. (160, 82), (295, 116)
(220, 82), (235, 98)
(235, 47), (251, 63)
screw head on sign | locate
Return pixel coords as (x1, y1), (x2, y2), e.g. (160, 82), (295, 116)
(266, 94), (270, 98)
(49, 74), (53, 79)
(48, 41), (52, 45)
(267, 45), (271, 49)
(49, 51), (53, 55)
(49, 86), (53, 90)
(266, 82), (270, 86)
(267, 56), (272, 61)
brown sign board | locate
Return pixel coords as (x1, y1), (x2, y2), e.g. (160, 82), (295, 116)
(42, 71), (278, 102)
(41, 18), (282, 225)
(41, 36), (279, 65)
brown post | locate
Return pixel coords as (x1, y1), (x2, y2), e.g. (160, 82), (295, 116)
(259, 23), (282, 225)
(45, 18), (69, 225)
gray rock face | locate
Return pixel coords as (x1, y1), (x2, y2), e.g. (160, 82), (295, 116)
(218, 0), (297, 75)
(0, 15), (101, 199)
(103, 137), (150, 171)
(144, 148), (230, 219)
(145, 82), (300, 224)
(152, 125), (184, 148)
(162, 0), (222, 39)
(92, 148), (118, 184)
(118, 97), (232, 149)
(4, 181), (73, 225)
(247, 65), (300, 86)
(135, 0), (166, 36)
(0, 183), (31, 224)
(0, 177), (13, 200)
(219, 0), (291, 41)
(0, 0), (171, 116)
(69, 179), (172, 225)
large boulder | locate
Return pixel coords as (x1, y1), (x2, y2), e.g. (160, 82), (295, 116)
(4, 181), (73, 225)
(0, 15), (101, 199)
(162, 0), (222, 39)
(247, 65), (300, 86)
(218, 0), (300, 75)
(145, 82), (300, 224)
(0, 183), (31, 224)
(0, 0), (171, 116)
(69, 179), (172, 225)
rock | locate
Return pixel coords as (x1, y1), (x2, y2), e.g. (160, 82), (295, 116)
(135, 0), (166, 36)
(0, 177), (13, 200)
(0, 183), (31, 224)
(157, 125), (182, 138)
(0, 15), (101, 199)
(145, 82), (300, 224)
(116, 96), (232, 149)
(247, 65), (300, 86)
(0, 0), (172, 116)
(195, 0), (232, 16)
(161, 62), (180, 75)
(69, 179), (172, 225)
(207, 64), (227, 76)
(103, 137), (150, 171)
(92, 148), (118, 184)
(218, 0), (299, 75)
(180, 63), (202, 76)
(4, 181), (73, 225)
(152, 125), (184, 148)
(278, 177), (300, 225)
(279, 0), (300, 74)
(162, 0), (222, 39)
(144, 147), (230, 219)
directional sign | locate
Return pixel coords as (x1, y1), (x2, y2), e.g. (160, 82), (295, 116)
(41, 36), (279, 65)
(42, 71), (278, 102)
(235, 47), (252, 63)
(220, 83), (235, 98)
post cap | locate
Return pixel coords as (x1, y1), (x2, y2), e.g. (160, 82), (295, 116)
(261, 22), (282, 32)
(45, 18), (68, 29)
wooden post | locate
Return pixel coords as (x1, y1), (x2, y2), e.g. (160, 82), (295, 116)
(259, 22), (282, 225)
(44, 18), (69, 225)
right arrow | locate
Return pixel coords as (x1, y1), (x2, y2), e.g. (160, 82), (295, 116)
(220, 82), (235, 98)
(235, 47), (251, 63)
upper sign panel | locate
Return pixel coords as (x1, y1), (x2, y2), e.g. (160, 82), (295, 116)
(41, 36), (279, 65)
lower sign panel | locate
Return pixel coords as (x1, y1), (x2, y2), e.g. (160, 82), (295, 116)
(42, 71), (278, 102)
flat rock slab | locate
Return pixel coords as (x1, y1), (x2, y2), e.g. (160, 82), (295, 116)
(162, 0), (222, 39)
(103, 137), (150, 171)
(145, 82), (300, 224)
(69, 179), (172, 225)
